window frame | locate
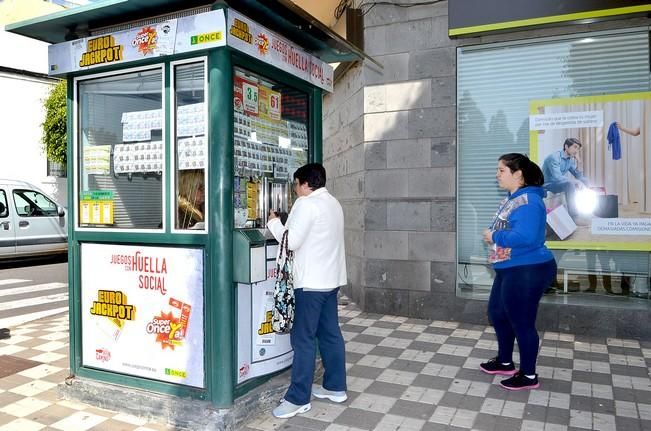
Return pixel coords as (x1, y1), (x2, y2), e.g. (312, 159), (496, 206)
(170, 57), (209, 235)
(0, 190), (8, 218)
(231, 65), (311, 229)
(12, 189), (58, 218)
(455, 26), (651, 299)
(73, 63), (166, 233)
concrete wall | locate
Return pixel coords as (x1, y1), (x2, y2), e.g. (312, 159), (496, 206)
(325, 1), (651, 337)
(324, 1), (461, 319)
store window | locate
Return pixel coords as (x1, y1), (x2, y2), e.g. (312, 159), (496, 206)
(77, 68), (164, 229)
(233, 68), (308, 229)
(173, 61), (207, 231)
(457, 30), (651, 302)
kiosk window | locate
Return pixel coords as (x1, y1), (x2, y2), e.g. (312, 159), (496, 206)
(77, 68), (163, 229)
(174, 61), (207, 231)
(233, 68), (309, 228)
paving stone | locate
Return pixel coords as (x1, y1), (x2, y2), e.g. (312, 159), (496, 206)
(388, 399), (436, 421)
(5, 299), (651, 431)
(333, 407), (384, 430)
(364, 381), (408, 399)
(387, 359), (427, 374)
(0, 356), (42, 379)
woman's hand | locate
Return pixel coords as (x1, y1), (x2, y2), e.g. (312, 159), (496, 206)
(616, 122), (641, 137)
(483, 229), (494, 244)
(268, 210), (278, 221)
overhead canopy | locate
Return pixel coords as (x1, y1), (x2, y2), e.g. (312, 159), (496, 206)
(6, 0), (373, 65)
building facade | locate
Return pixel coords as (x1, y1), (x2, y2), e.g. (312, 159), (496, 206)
(0, 0), (67, 205)
(324, 1), (651, 338)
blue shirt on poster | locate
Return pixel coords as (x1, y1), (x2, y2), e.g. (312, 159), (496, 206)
(542, 150), (590, 188)
(607, 122), (621, 160)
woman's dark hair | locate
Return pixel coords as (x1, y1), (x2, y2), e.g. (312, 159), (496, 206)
(498, 153), (544, 187)
(293, 163), (326, 190)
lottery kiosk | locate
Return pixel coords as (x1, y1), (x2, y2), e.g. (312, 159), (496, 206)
(7, 0), (365, 424)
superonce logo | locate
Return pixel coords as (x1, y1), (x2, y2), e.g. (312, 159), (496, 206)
(132, 26), (158, 55)
(255, 33), (269, 55)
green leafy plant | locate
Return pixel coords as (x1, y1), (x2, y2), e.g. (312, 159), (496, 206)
(42, 80), (67, 165)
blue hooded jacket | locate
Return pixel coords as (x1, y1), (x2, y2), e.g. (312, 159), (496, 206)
(607, 122), (621, 160)
(489, 186), (554, 269)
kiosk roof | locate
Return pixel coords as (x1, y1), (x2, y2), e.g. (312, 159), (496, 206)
(6, 0), (370, 64)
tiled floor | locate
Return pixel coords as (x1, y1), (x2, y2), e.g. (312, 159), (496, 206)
(0, 315), (174, 431)
(243, 306), (651, 431)
(3, 303), (651, 430)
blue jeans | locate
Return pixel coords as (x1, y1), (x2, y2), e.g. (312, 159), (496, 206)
(488, 260), (557, 375)
(284, 287), (347, 405)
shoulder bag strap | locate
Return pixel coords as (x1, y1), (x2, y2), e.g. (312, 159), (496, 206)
(279, 230), (289, 259)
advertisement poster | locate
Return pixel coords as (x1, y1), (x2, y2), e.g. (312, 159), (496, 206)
(79, 191), (114, 225)
(234, 76), (258, 116)
(236, 246), (292, 384)
(530, 92), (651, 251)
(48, 10), (225, 75)
(242, 81), (259, 115)
(83, 145), (111, 175)
(258, 85), (282, 122)
(227, 10), (333, 92)
(81, 243), (204, 387)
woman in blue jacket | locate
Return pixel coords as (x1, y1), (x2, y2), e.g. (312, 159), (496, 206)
(480, 153), (557, 390)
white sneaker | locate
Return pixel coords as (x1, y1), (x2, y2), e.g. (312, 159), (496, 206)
(311, 384), (348, 403)
(272, 400), (311, 418)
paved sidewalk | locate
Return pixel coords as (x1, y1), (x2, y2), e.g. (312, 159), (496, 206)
(0, 315), (174, 431)
(2, 302), (651, 430)
(244, 305), (651, 431)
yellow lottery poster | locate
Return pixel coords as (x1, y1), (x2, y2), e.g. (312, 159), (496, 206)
(258, 85), (282, 122)
(79, 191), (114, 225)
(246, 179), (258, 219)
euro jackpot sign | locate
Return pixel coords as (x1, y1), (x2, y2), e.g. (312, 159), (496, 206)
(79, 35), (124, 67)
(230, 18), (253, 44)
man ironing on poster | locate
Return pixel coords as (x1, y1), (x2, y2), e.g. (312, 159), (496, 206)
(542, 137), (590, 220)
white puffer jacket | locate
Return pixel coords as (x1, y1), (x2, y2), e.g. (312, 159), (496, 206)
(267, 187), (347, 291)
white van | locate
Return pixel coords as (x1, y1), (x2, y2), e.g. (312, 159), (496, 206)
(0, 179), (67, 259)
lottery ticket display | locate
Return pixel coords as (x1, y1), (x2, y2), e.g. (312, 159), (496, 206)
(113, 141), (164, 173)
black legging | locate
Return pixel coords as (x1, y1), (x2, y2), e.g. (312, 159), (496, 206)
(488, 259), (557, 375)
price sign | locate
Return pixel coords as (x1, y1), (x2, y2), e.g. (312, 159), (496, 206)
(269, 91), (281, 120)
(243, 82), (259, 115)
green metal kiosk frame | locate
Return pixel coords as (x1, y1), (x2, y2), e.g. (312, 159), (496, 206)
(7, 0), (365, 411)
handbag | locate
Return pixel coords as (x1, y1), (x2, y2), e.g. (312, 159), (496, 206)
(272, 230), (295, 334)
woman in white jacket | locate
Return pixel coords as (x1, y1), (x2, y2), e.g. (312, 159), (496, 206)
(267, 163), (348, 418)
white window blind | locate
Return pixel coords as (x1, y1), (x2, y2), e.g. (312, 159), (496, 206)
(457, 29), (650, 282)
